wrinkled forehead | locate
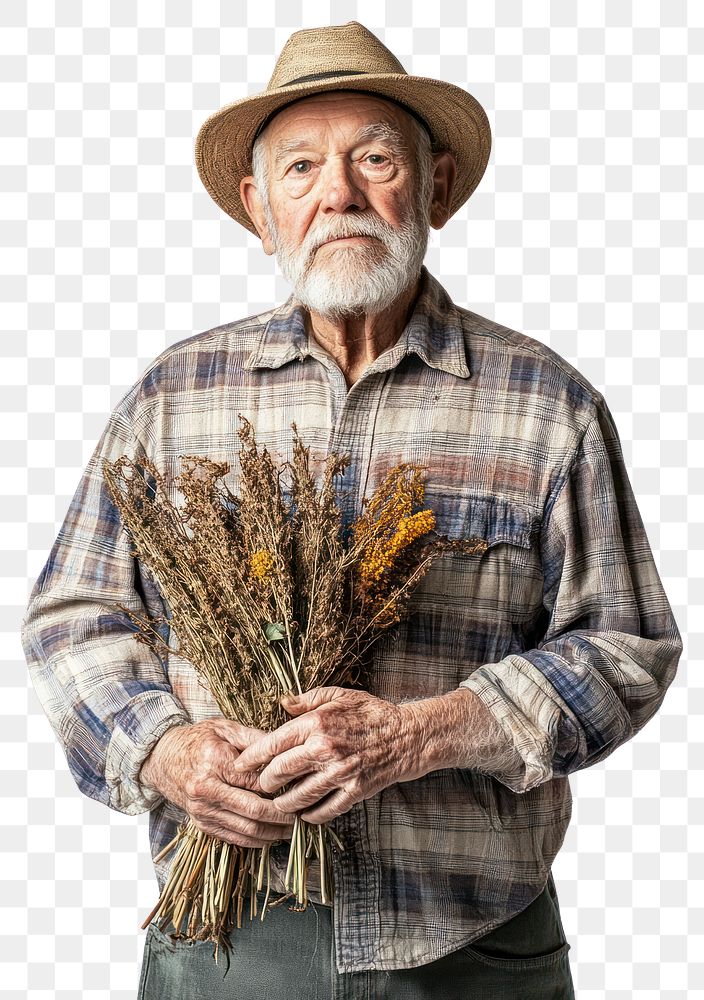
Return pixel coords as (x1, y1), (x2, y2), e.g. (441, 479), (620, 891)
(255, 89), (431, 150)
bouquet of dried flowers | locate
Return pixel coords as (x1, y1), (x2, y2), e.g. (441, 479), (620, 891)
(102, 416), (487, 962)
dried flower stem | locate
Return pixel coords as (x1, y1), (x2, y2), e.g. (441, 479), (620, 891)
(104, 417), (487, 966)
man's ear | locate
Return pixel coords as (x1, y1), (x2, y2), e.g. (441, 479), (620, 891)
(239, 175), (276, 254)
(428, 151), (457, 230)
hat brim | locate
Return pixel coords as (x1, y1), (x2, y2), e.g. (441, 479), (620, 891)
(194, 73), (492, 236)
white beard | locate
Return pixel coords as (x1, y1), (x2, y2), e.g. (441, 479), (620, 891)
(263, 204), (431, 319)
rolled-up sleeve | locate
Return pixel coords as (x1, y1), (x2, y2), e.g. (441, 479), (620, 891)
(460, 393), (684, 793)
(20, 393), (190, 815)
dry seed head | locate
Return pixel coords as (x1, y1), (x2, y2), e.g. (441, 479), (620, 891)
(249, 549), (275, 580)
(358, 509), (436, 588)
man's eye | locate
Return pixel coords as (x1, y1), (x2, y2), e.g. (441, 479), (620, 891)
(291, 160), (311, 174)
(366, 154), (388, 166)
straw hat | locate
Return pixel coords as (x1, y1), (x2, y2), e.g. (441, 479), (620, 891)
(194, 21), (492, 236)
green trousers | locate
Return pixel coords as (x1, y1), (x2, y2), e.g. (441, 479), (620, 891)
(138, 873), (574, 999)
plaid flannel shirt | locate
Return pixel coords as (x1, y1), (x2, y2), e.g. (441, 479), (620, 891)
(21, 267), (683, 973)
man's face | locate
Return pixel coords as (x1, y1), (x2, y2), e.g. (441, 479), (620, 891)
(241, 91), (438, 318)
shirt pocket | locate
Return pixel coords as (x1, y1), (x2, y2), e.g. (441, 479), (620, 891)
(369, 492), (544, 705)
(418, 492), (543, 632)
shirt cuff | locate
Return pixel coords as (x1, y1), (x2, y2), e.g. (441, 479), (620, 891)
(104, 689), (191, 814)
(459, 655), (561, 793)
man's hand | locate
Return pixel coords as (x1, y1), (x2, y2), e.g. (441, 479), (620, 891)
(231, 687), (431, 825)
(139, 717), (297, 848)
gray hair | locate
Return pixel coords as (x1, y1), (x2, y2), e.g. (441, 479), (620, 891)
(250, 103), (436, 218)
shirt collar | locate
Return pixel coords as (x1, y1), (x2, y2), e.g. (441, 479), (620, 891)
(243, 266), (471, 380)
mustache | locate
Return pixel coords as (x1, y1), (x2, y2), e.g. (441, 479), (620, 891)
(303, 214), (398, 256)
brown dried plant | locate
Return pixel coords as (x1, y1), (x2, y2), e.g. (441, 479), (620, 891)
(102, 415), (487, 967)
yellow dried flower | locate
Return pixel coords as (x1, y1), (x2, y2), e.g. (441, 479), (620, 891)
(249, 548), (274, 580)
(358, 509), (436, 588)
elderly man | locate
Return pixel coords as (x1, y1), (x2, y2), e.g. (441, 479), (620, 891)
(22, 21), (682, 1000)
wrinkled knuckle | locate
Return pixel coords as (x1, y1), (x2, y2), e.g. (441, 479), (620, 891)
(308, 732), (327, 754)
(240, 818), (276, 844)
(310, 713), (332, 737)
(220, 829), (243, 845)
(257, 772), (273, 794)
(199, 739), (219, 766)
(331, 742), (348, 763)
(234, 817), (258, 839)
(258, 765), (281, 794)
(347, 773), (364, 799)
(243, 799), (262, 820)
(184, 776), (208, 802)
(187, 798), (214, 824)
(245, 797), (266, 822)
(316, 734), (341, 760)
(231, 837), (257, 848)
(192, 817), (217, 838)
(242, 808), (262, 834)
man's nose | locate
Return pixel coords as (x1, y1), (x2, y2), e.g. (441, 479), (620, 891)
(319, 158), (367, 214)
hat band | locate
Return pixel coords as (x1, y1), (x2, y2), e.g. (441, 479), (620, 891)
(284, 69), (366, 86)
(254, 72), (434, 145)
